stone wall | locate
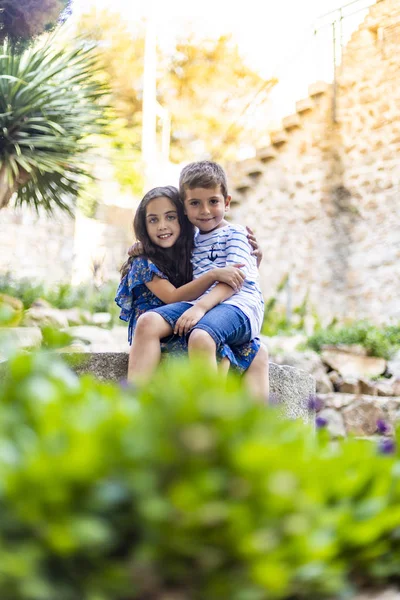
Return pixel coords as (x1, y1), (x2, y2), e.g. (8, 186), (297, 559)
(228, 0), (400, 323)
(0, 192), (135, 287)
(0, 205), (75, 283)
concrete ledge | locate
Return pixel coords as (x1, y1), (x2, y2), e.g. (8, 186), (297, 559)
(66, 353), (315, 423)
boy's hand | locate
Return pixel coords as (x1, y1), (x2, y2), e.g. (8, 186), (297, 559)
(214, 264), (245, 291)
(128, 241), (143, 257)
(174, 305), (206, 337)
(246, 226), (263, 267)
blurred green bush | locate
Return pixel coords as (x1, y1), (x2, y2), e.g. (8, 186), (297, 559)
(0, 273), (119, 324)
(307, 320), (400, 360)
(1, 344), (400, 599)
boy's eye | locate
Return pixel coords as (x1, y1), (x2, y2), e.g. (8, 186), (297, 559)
(190, 201), (199, 206)
(210, 199), (219, 204)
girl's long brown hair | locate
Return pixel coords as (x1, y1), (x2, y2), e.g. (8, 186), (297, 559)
(120, 186), (194, 286)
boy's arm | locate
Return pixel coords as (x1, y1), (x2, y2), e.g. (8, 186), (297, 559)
(174, 282), (235, 336)
(174, 228), (256, 336)
(145, 266), (245, 305)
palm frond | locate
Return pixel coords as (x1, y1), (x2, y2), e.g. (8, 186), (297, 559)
(0, 35), (108, 212)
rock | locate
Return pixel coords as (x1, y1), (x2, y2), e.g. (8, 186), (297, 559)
(272, 350), (332, 394)
(317, 408), (346, 437)
(262, 334), (308, 356)
(92, 312), (112, 326)
(66, 326), (129, 353)
(22, 306), (69, 329)
(60, 308), (92, 327)
(67, 354), (316, 423)
(318, 393), (356, 409)
(31, 298), (53, 309)
(328, 370), (343, 390)
(387, 351), (400, 378)
(0, 326), (42, 351)
(321, 349), (386, 379)
(342, 400), (385, 436)
(322, 343), (368, 356)
(315, 372), (334, 393)
(337, 378), (361, 394)
(359, 379), (378, 395)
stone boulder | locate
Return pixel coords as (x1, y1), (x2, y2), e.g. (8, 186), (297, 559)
(68, 353), (316, 423)
(321, 348), (386, 379)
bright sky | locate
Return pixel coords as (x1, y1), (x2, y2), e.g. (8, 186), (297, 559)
(71, 0), (375, 131)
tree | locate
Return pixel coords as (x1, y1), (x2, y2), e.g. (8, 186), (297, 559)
(0, 37), (108, 211)
(74, 11), (277, 165)
(161, 34), (277, 162)
(0, 0), (70, 47)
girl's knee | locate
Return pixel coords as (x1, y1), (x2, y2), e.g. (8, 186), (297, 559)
(135, 312), (165, 337)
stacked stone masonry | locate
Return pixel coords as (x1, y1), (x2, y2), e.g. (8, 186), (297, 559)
(228, 0), (400, 323)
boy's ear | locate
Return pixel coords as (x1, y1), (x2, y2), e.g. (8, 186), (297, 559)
(224, 195), (232, 211)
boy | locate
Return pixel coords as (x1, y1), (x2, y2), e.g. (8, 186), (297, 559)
(129, 161), (267, 395)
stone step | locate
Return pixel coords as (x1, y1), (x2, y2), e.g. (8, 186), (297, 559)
(66, 353), (316, 423)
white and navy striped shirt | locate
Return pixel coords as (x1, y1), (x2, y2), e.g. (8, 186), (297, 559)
(192, 224), (264, 338)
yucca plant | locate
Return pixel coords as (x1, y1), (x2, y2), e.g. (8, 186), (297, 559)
(0, 36), (108, 212)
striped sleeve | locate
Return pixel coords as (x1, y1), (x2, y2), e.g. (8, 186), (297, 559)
(224, 229), (256, 275)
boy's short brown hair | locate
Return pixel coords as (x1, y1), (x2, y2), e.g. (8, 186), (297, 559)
(179, 160), (229, 200)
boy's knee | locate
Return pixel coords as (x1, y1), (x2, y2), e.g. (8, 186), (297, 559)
(188, 328), (216, 352)
(135, 312), (165, 337)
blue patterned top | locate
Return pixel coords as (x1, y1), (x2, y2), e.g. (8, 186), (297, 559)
(115, 256), (260, 374)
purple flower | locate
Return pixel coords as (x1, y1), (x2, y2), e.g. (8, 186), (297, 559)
(308, 395), (324, 412)
(378, 438), (396, 455)
(119, 378), (137, 392)
(377, 419), (390, 435)
(269, 392), (279, 406)
(316, 416), (328, 429)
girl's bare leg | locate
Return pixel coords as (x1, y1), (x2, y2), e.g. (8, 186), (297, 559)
(218, 357), (230, 378)
(128, 312), (173, 383)
(243, 343), (269, 402)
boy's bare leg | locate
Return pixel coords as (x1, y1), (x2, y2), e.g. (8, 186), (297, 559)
(243, 343), (269, 402)
(188, 329), (218, 371)
(128, 312), (173, 383)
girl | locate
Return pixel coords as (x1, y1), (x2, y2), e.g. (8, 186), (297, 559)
(115, 186), (268, 395)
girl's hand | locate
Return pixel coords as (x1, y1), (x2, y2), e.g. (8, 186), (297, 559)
(214, 265), (245, 291)
(246, 226), (263, 267)
(128, 241), (143, 257)
(174, 305), (206, 336)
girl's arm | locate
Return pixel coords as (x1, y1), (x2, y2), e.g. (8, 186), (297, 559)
(174, 283), (235, 336)
(145, 266), (245, 305)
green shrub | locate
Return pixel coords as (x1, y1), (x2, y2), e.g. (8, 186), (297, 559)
(1, 348), (400, 598)
(307, 320), (400, 360)
(0, 274), (120, 324)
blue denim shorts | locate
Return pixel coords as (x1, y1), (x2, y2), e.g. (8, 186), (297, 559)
(151, 302), (252, 347)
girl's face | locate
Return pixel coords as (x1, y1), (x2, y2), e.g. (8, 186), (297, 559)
(145, 196), (181, 249)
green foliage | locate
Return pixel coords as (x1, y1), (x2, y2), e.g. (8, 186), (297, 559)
(0, 0), (71, 47)
(1, 350), (400, 598)
(261, 275), (319, 337)
(0, 35), (108, 212)
(307, 320), (400, 360)
(0, 273), (119, 322)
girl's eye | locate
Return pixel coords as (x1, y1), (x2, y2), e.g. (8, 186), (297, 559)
(148, 218), (157, 224)
(167, 215), (176, 220)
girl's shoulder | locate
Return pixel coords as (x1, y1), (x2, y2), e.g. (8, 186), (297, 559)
(125, 255), (168, 284)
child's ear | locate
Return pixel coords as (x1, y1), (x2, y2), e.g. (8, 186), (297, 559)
(224, 195), (232, 212)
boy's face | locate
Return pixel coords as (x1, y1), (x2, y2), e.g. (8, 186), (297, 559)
(183, 185), (231, 234)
